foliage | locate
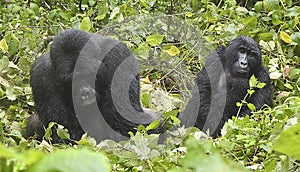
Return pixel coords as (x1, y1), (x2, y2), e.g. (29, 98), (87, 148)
(0, 0), (300, 171)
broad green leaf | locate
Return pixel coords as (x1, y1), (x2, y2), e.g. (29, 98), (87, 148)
(6, 87), (16, 101)
(109, 7), (120, 20)
(0, 144), (18, 158)
(236, 7), (248, 15)
(146, 119), (160, 131)
(242, 16), (257, 28)
(257, 82), (266, 89)
(254, 1), (263, 12)
(163, 109), (179, 118)
(146, 34), (164, 46)
(285, 0), (293, 7)
(178, 139), (250, 172)
(96, 1), (108, 20)
(265, 0), (280, 11)
(0, 38), (8, 53)
(141, 93), (151, 107)
(44, 122), (55, 140)
(247, 103), (256, 111)
(165, 45), (180, 56)
(57, 124), (71, 140)
(273, 123), (300, 160)
(79, 17), (92, 32)
(280, 31), (292, 44)
(289, 68), (300, 80)
(258, 33), (273, 41)
(133, 43), (150, 60)
(27, 149), (111, 172)
(291, 32), (300, 44)
(272, 19), (282, 26)
(249, 75), (258, 88)
(270, 71), (282, 79)
(284, 83), (293, 90)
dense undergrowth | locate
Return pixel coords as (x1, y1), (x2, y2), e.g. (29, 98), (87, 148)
(0, 0), (300, 171)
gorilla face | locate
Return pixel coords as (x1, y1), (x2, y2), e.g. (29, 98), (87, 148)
(225, 36), (262, 78)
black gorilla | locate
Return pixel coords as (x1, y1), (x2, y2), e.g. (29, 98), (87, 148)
(27, 29), (162, 143)
(179, 36), (272, 138)
(27, 29), (272, 142)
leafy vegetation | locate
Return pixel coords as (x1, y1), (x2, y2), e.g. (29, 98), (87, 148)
(0, 0), (300, 171)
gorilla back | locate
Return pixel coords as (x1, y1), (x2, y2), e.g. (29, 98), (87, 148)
(27, 29), (162, 143)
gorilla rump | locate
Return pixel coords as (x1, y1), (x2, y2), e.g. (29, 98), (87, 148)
(179, 36), (272, 138)
(27, 29), (162, 143)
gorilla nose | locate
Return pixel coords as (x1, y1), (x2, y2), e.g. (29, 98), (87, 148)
(240, 60), (247, 68)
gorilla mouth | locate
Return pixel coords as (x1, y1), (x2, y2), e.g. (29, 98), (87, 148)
(235, 69), (249, 77)
(237, 69), (248, 74)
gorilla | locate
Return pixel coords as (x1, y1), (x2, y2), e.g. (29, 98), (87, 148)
(179, 36), (273, 138)
(26, 29), (162, 143)
(26, 29), (272, 142)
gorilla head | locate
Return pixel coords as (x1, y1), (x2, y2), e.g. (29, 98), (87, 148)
(225, 36), (262, 78)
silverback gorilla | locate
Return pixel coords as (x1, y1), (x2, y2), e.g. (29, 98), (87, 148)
(26, 29), (272, 142)
(179, 36), (272, 137)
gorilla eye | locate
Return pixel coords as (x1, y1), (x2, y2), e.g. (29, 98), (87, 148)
(249, 52), (256, 57)
(239, 47), (246, 53)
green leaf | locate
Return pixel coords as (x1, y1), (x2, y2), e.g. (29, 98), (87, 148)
(273, 123), (300, 160)
(27, 149), (111, 172)
(165, 45), (180, 56)
(56, 124), (71, 140)
(236, 102), (242, 107)
(247, 103), (256, 111)
(5, 87), (16, 101)
(146, 34), (164, 46)
(265, 0), (280, 11)
(0, 144), (18, 158)
(179, 139), (250, 172)
(96, 1), (108, 20)
(109, 7), (120, 20)
(249, 75), (258, 88)
(0, 38), (8, 53)
(146, 119), (160, 131)
(257, 82), (266, 89)
(272, 18), (282, 26)
(185, 12), (193, 17)
(258, 33), (273, 41)
(247, 89), (255, 96)
(163, 110), (179, 118)
(270, 71), (282, 79)
(280, 31), (292, 44)
(242, 16), (257, 28)
(44, 122), (55, 140)
(236, 7), (248, 15)
(254, 1), (263, 12)
(141, 93), (151, 107)
(79, 17), (92, 32)
(289, 68), (300, 80)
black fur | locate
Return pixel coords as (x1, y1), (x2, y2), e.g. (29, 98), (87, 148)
(27, 30), (272, 142)
(27, 29), (162, 143)
(179, 36), (272, 138)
